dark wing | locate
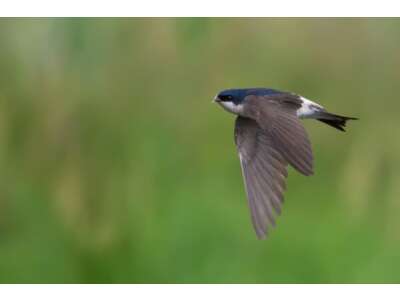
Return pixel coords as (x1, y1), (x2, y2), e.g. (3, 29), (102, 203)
(235, 116), (289, 239)
(244, 94), (314, 176)
(235, 94), (314, 238)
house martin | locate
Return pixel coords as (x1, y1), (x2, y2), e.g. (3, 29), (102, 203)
(214, 88), (357, 239)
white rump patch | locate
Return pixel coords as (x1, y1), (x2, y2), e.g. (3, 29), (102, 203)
(297, 96), (324, 119)
(218, 101), (244, 115)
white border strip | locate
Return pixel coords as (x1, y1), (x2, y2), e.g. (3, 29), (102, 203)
(1, 0), (400, 17)
(1, 284), (400, 300)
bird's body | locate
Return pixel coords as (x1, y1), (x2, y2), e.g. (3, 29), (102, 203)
(214, 88), (357, 239)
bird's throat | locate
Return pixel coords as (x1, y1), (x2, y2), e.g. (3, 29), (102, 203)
(218, 101), (244, 115)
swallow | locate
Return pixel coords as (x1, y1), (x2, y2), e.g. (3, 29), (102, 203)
(214, 88), (357, 239)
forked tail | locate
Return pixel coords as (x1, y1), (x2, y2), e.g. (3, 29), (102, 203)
(317, 112), (358, 132)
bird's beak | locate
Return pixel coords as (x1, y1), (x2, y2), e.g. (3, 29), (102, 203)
(213, 95), (221, 103)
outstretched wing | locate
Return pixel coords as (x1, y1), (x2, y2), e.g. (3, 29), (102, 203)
(235, 94), (314, 238)
(235, 116), (289, 239)
(244, 94), (314, 176)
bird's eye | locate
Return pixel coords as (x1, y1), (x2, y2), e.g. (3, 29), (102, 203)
(220, 95), (234, 101)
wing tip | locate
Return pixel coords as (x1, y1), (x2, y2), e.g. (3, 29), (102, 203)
(256, 231), (268, 240)
(292, 165), (314, 176)
(304, 169), (314, 176)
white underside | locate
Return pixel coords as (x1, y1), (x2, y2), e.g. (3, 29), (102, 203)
(296, 96), (324, 119)
(218, 101), (244, 115)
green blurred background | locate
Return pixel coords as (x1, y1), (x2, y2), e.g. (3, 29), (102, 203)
(0, 18), (399, 283)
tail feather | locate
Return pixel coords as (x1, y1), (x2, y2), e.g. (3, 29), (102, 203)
(317, 112), (358, 132)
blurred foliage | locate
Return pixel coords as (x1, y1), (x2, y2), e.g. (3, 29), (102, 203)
(0, 18), (400, 283)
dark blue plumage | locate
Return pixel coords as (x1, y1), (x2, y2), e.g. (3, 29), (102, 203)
(217, 88), (284, 104)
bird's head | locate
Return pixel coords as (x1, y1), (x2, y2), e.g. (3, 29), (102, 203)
(213, 88), (283, 115)
(213, 89), (248, 115)
(214, 89), (246, 105)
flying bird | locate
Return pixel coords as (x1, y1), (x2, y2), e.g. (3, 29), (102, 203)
(214, 88), (357, 239)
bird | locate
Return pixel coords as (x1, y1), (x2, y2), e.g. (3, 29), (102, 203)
(213, 88), (357, 239)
